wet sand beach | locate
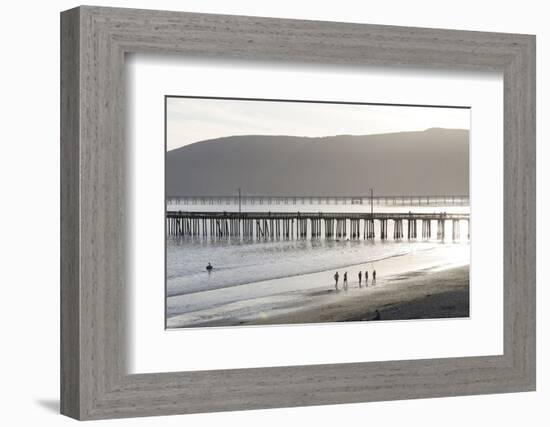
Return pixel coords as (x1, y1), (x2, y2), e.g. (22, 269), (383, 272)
(167, 245), (469, 328)
(250, 265), (469, 326)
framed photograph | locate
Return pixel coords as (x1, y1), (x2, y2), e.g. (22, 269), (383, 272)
(61, 6), (536, 420)
(164, 96), (472, 329)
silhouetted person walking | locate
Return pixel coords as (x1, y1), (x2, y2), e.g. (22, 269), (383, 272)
(358, 271), (362, 287)
(372, 269), (377, 285)
(343, 271), (348, 290)
(334, 272), (339, 290)
(365, 270), (369, 287)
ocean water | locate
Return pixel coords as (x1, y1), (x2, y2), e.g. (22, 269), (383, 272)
(166, 202), (470, 325)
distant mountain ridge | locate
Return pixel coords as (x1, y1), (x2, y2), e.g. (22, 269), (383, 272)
(166, 128), (469, 197)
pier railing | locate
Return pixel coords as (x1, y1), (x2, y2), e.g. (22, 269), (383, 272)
(166, 194), (469, 207)
(166, 211), (470, 241)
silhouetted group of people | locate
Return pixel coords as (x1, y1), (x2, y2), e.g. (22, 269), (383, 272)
(333, 269), (376, 290)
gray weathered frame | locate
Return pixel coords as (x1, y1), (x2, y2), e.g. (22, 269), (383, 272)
(60, 5), (536, 420)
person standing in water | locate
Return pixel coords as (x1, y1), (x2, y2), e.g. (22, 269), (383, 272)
(372, 269), (377, 285)
(334, 271), (339, 290)
(343, 271), (348, 290)
(358, 271), (362, 288)
(364, 270), (369, 287)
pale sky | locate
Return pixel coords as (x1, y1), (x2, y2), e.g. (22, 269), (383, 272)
(166, 97), (470, 151)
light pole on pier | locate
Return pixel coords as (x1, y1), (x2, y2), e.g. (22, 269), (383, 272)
(238, 187), (242, 217)
(370, 188), (374, 217)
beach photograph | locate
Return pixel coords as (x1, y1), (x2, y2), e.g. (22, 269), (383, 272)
(165, 96), (470, 329)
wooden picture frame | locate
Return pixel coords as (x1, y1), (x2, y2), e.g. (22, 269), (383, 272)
(60, 6), (536, 420)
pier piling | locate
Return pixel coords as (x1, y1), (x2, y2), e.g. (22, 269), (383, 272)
(167, 211), (468, 242)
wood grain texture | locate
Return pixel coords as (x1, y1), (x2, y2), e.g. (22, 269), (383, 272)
(60, 7), (80, 419)
(60, 6), (536, 420)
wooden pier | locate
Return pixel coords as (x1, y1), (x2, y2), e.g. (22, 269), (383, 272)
(166, 211), (470, 241)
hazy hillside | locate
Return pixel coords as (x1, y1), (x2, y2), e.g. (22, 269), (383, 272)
(166, 128), (469, 197)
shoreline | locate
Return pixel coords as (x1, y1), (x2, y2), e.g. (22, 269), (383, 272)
(166, 248), (413, 298)
(167, 252), (470, 328)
